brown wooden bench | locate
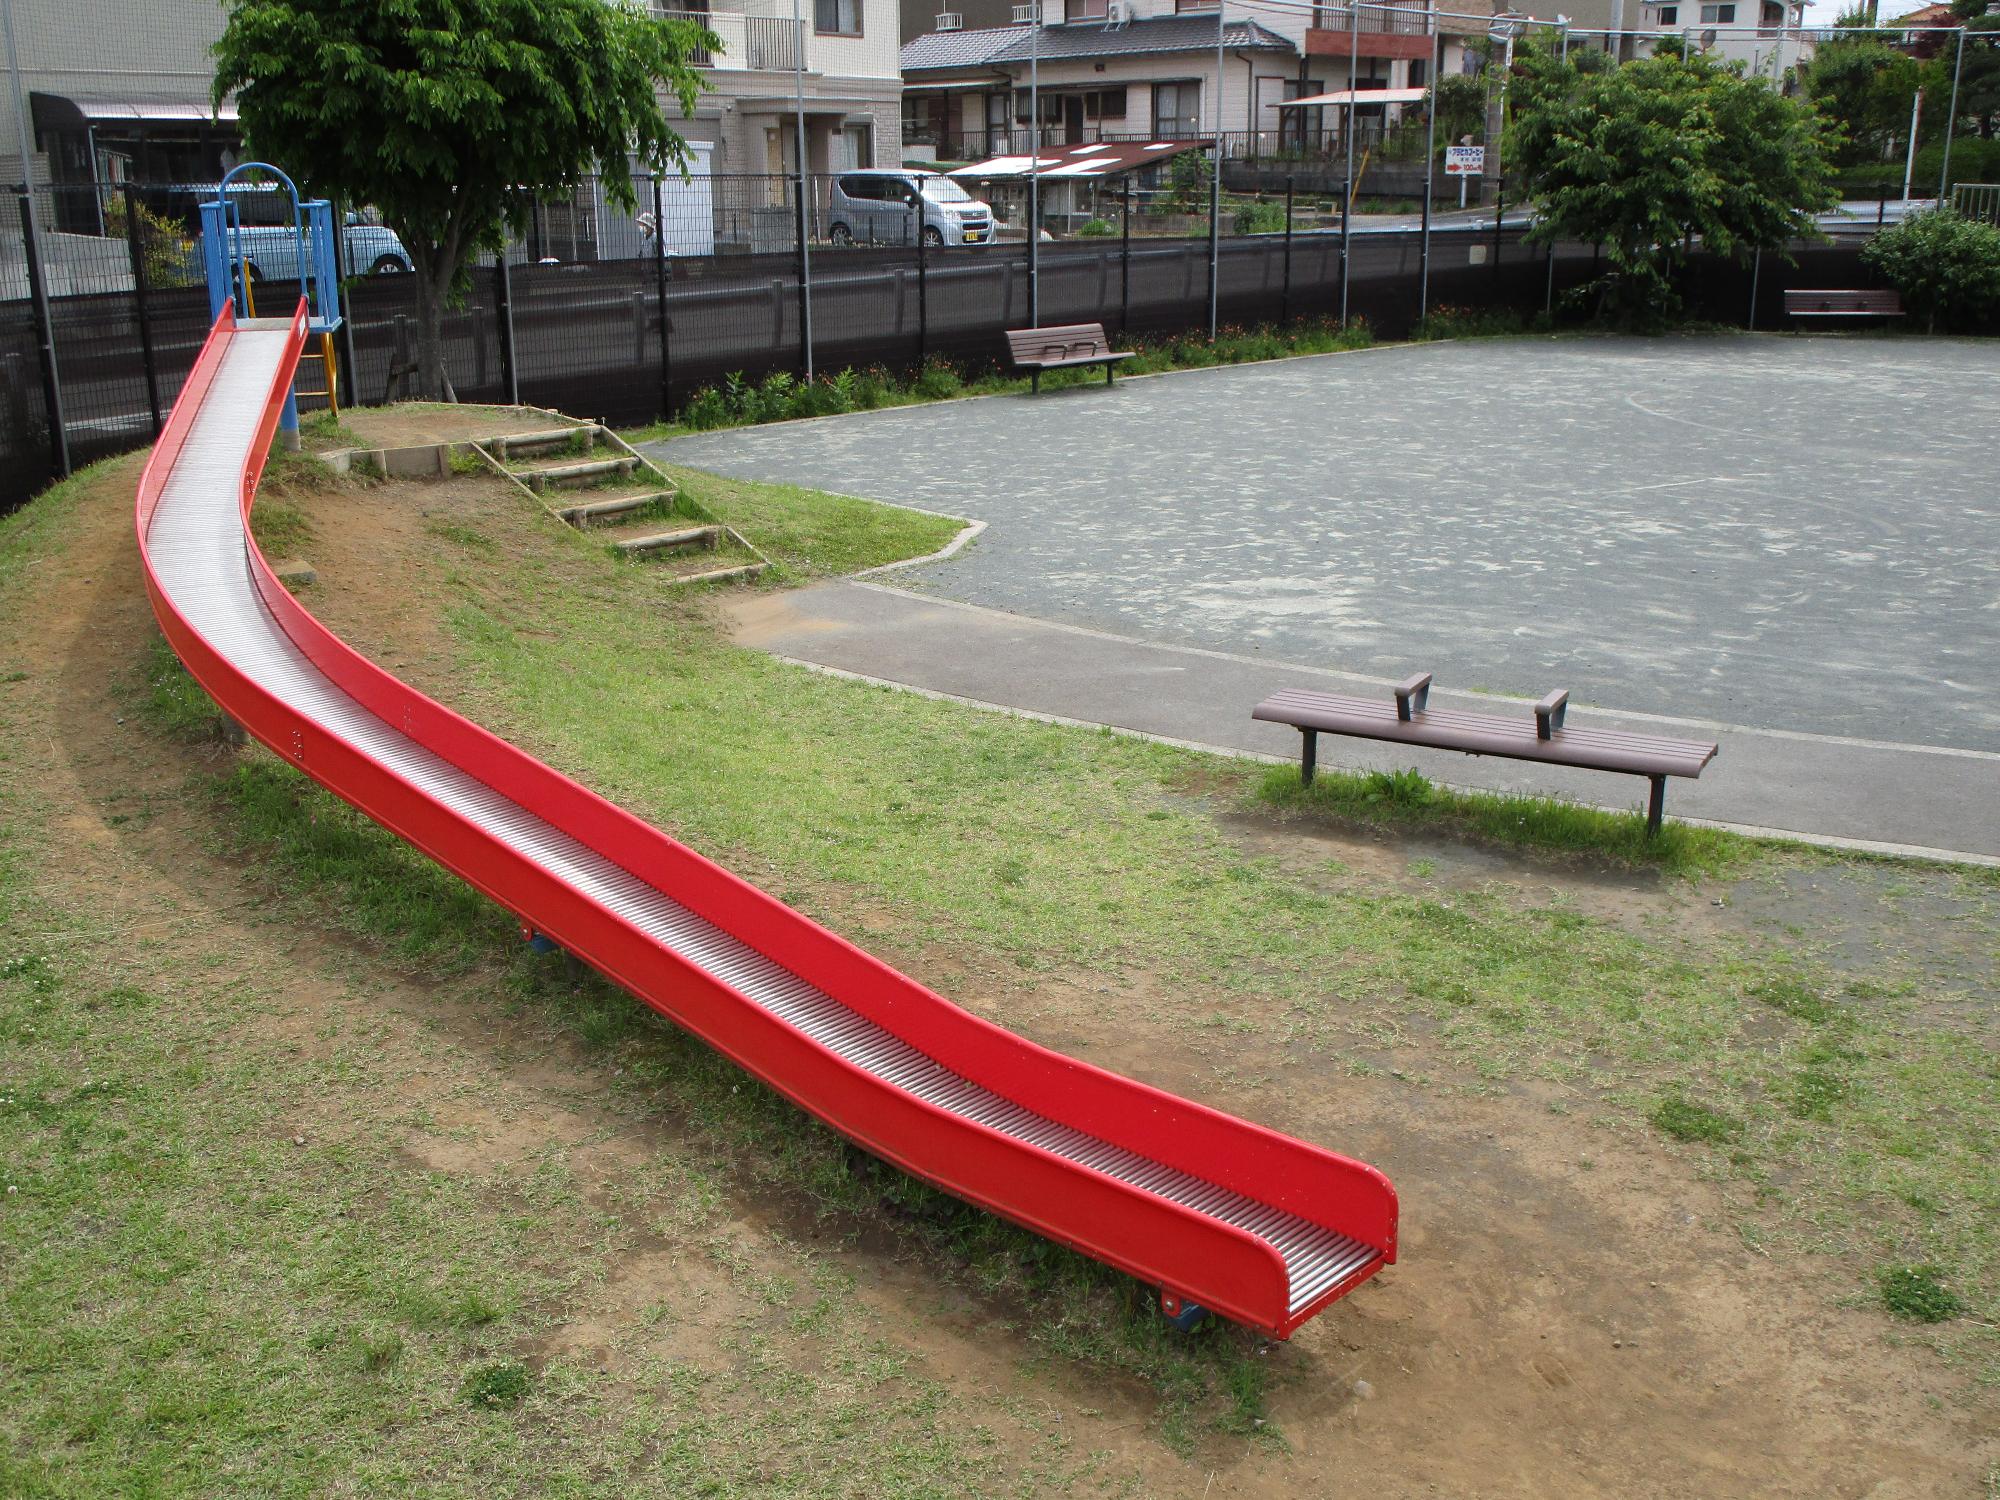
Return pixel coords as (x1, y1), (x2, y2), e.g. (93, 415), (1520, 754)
(1005, 322), (1136, 393)
(1252, 674), (1718, 837)
(1783, 289), (1904, 322)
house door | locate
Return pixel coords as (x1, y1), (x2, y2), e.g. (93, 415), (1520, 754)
(1064, 96), (1085, 144)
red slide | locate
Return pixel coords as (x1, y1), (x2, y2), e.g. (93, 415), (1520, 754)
(137, 305), (1397, 1337)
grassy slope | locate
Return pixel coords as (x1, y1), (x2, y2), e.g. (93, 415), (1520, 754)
(1, 457), (1994, 1492)
(358, 467), (1995, 1376)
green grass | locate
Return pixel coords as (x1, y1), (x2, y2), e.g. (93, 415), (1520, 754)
(1258, 763), (1749, 876)
(1878, 1265), (1966, 1324)
(353, 495), (1998, 1392)
(5, 455), (1998, 1490)
(663, 467), (963, 582)
(1649, 1095), (1743, 1144)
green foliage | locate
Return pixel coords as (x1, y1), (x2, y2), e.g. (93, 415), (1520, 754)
(462, 1361), (530, 1408)
(1801, 36), (1921, 167)
(1075, 216), (1117, 236)
(1649, 1095), (1743, 1144)
(1877, 1264), (1965, 1322)
(1862, 205), (2000, 331)
(212, 0), (714, 396)
(675, 318), (1375, 433)
(1232, 200), (1288, 234)
(1915, 135), (2000, 197)
(1429, 73), (1488, 150)
(1415, 304), (1546, 340)
(1164, 152), (1213, 213)
(102, 194), (197, 288)
(1509, 49), (1838, 325)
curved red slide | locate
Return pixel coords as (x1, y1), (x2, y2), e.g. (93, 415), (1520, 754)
(137, 306), (1397, 1337)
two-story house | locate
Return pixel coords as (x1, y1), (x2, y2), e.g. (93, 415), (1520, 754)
(900, 0), (1489, 168)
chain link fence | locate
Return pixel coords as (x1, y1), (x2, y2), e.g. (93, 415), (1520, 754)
(3, 169), (1875, 509)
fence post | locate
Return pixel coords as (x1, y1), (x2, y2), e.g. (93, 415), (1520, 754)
(1281, 175), (1294, 328)
(1339, 148), (1352, 328)
(331, 197), (360, 411)
(1120, 179), (1131, 335)
(1493, 176), (1505, 285)
(796, 173), (814, 380)
(916, 204), (928, 365)
(652, 174), (673, 418)
(494, 254), (519, 406)
(17, 190), (69, 480)
(122, 183), (163, 437)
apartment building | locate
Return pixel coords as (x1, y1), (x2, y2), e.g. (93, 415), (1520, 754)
(2, 0), (898, 215)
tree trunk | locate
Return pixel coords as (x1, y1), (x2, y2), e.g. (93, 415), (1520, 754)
(410, 253), (451, 401)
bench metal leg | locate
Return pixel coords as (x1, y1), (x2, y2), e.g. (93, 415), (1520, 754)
(1301, 729), (1318, 787)
(1031, 370), (1040, 395)
(1645, 775), (1666, 838)
(1105, 362), (1114, 387)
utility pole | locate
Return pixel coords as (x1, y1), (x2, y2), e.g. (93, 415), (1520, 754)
(792, 0), (813, 379)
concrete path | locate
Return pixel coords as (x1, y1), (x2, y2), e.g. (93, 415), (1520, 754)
(729, 580), (2000, 862)
(657, 337), (2000, 862)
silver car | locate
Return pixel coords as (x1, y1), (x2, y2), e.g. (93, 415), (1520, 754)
(827, 170), (994, 248)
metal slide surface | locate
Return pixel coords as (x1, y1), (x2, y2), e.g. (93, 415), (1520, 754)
(137, 308), (1397, 1337)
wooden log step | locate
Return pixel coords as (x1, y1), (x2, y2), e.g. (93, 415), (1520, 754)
(491, 425), (600, 460)
(518, 456), (638, 491)
(560, 492), (674, 526)
(611, 525), (723, 555)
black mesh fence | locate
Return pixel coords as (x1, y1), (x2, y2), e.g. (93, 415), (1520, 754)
(1, 170), (1890, 510)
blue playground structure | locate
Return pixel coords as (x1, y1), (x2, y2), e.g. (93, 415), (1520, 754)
(198, 162), (345, 434)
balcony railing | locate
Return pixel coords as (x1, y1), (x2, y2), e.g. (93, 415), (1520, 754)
(904, 122), (1424, 166)
(1310, 5), (1436, 34)
(651, 7), (801, 70)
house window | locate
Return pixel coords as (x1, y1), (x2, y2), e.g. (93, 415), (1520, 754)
(1407, 58), (1427, 87)
(815, 0), (861, 35)
(1177, 0), (1220, 11)
(1153, 80), (1200, 136)
(1084, 88), (1127, 119)
(1698, 2), (1733, 19)
(1065, 0), (1108, 19)
(1658, 4), (1678, 19)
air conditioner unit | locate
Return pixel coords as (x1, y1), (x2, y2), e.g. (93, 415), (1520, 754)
(935, 10), (963, 28)
(1106, 0), (1125, 18)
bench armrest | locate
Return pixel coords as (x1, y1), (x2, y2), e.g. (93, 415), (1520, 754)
(1535, 688), (1569, 740)
(1393, 672), (1432, 722)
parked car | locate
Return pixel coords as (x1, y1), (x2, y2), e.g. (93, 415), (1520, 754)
(190, 188), (415, 281)
(827, 170), (994, 248)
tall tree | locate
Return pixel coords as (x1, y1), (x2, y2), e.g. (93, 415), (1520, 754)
(1801, 34), (1922, 166)
(213, 0), (715, 397)
(1509, 49), (1837, 324)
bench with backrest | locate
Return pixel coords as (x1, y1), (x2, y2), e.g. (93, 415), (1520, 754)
(1005, 322), (1136, 393)
(1251, 674), (1718, 836)
(1783, 289), (1904, 322)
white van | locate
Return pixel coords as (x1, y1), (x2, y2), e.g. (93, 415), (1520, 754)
(827, 170), (995, 248)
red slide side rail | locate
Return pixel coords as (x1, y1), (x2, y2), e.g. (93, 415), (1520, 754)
(137, 309), (1397, 1338)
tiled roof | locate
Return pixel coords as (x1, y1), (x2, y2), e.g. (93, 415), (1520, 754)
(901, 25), (1019, 70)
(903, 15), (1295, 72)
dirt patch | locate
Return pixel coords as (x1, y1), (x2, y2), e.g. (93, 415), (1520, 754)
(10, 455), (1992, 1495)
(331, 402), (581, 451)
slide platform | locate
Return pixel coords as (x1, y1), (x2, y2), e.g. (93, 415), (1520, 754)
(136, 306), (1397, 1338)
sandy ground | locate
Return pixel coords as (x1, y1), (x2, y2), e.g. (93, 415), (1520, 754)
(15, 455), (1993, 1497)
